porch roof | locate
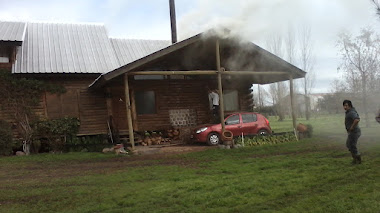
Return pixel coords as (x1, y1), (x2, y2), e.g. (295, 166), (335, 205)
(89, 31), (306, 89)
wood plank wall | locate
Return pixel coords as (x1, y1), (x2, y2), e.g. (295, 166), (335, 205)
(44, 78), (108, 135)
(111, 78), (253, 133)
(0, 75), (253, 138)
(0, 77), (109, 138)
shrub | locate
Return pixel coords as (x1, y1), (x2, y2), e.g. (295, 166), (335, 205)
(306, 124), (313, 137)
(235, 133), (297, 147)
(33, 117), (80, 152)
(65, 135), (110, 152)
(0, 120), (13, 156)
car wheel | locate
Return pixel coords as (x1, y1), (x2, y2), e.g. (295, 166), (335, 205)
(207, 132), (220, 146)
(258, 129), (268, 136)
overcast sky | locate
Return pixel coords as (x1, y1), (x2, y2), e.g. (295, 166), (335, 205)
(1, 0), (380, 93)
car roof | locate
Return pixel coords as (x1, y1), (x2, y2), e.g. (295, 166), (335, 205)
(225, 111), (258, 115)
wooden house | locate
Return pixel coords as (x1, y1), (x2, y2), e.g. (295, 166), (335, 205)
(0, 21), (306, 144)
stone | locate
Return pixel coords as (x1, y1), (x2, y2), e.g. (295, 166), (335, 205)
(102, 148), (111, 153)
(16, 151), (25, 156)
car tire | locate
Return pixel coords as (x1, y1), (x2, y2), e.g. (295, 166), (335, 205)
(207, 132), (220, 146)
(258, 129), (268, 136)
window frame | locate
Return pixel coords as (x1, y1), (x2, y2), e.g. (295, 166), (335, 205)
(223, 89), (239, 111)
(135, 90), (157, 115)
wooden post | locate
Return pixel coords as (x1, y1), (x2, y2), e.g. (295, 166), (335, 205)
(216, 39), (225, 131)
(124, 74), (135, 149)
(130, 89), (138, 131)
(105, 87), (114, 143)
(289, 75), (297, 135)
(105, 87), (113, 118)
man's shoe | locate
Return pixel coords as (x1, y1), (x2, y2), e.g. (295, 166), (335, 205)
(351, 153), (357, 164)
(356, 155), (362, 164)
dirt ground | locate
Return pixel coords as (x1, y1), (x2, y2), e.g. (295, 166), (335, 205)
(0, 144), (216, 185)
(133, 143), (215, 155)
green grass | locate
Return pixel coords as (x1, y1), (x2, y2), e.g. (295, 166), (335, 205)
(0, 114), (379, 212)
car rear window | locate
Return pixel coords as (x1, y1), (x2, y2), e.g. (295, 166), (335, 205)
(225, 114), (240, 125)
(242, 113), (257, 123)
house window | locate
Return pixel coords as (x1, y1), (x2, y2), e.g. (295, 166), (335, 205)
(134, 75), (165, 80)
(45, 89), (79, 119)
(242, 113), (257, 123)
(0, 57), (9, 63)
(223, 90), (239, 111)
(135, 91), (156, 114)
(0, 48), (9, 63)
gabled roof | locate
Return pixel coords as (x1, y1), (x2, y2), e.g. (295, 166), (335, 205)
(90, 32), (306, 88)
(13, 22), (120, 74)
(111, 38), (171, 66)
(0, 21), (26, 45)
(5, 21), (174, 74)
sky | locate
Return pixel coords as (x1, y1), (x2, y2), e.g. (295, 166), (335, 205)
(1, 0), (380, 94)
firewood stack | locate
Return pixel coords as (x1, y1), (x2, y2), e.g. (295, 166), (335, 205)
(140, 129), (180, 146)
(166, 128), (180, 140)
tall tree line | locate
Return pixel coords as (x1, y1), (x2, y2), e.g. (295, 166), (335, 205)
(258, 26), (315, 121)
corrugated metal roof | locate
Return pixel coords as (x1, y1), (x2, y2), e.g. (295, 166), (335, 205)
(110, 38), (171, 66)
(0, 21), (26, 42)
(13, 22), (120, 74)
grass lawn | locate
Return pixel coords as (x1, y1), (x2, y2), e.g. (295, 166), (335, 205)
(0, 114), (379, 212)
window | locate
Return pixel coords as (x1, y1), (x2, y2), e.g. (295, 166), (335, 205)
(225, 114), (240, 125)
(134, 75), (165, 80)
(45, 89), (79, 119)
(0, 57), (9, 63)
(223, 90), (239, 111)
(0, 48), (9, 63)
(242, 113), (257, 123)
(135, 91), (156, 114)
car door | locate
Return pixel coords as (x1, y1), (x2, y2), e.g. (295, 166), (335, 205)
(224, 114), (242, 137)
(241, 113), (258, 136)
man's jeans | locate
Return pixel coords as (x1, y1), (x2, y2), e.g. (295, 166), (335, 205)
(346, 130), (361, 155)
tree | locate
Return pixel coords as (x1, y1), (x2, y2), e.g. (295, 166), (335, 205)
(371, 0), (380, 17)
(298, 26), (316, 120)
(337, 28), (380, 127)
(266, 35), (288, 121)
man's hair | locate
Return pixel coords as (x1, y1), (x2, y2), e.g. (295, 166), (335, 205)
(343, 100), (353, 107)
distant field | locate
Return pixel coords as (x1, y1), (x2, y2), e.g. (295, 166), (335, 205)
(0, 114), (379, 213)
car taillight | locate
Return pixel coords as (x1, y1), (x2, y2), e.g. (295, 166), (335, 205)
(265, 118), (269, 126)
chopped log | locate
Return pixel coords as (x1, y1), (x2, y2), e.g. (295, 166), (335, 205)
(296, 123), (308, 133)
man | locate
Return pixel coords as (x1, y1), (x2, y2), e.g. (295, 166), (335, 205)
(208, 88), (220, 123)
(343, 100), (361, 164)
(376, 109), (380, 124)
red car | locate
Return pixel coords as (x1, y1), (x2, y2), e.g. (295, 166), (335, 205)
(191, 112), (272, 145)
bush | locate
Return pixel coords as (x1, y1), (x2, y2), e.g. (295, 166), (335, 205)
(235, 133), (297, 147)
(33, 117), (80, 152)
(0, 120), (13, 156)
(306, 124), (313, 137)
(65, 135), (110, 152)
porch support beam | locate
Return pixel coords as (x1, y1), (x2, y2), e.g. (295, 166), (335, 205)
(216, 39), (225, 132)
(289, 75), (297, 137)
(124, 74), (135, 149)
(128, 70), (288, 76)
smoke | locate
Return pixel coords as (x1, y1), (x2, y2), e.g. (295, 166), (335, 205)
(177, 0), (380, 47)
(177, 0), (311, 42)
